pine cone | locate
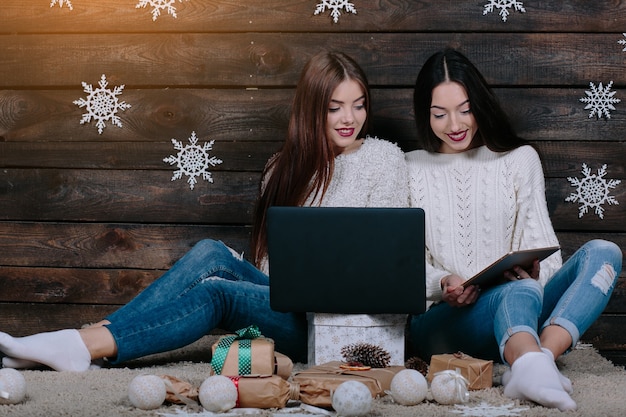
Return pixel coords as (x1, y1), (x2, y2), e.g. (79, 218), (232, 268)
(340, 343), (391, 368)
(405, 355), (429, 376)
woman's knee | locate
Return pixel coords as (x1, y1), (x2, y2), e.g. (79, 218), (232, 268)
(583, 239), (623, 273)
(510, 278), (543, 296)
(192, 239), (244, 261)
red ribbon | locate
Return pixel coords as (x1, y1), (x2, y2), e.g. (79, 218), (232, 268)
(227, 376), (241, 408)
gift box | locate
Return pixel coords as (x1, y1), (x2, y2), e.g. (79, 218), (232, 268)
(162, 374), (298, 409)
(210, 325), (275, 377)
(307, 313), (407, 365)
(293, 361), (405, 408)
(427, 352), (493, 390)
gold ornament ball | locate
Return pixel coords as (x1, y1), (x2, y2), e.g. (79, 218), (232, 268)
(128, 374), (166, 410)
(0, 368), (27, 405)
(198, 375), (238, 413)
(331, 380), (373, 416)
(388, 369), (428, 405)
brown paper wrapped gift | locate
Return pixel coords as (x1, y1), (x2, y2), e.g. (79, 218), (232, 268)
(274, 351), (293, 380)
(161, 374), (298, 409)
(427, 352), (493, 390)
(210, 328), (275, 377)
(231, 375), (299, 408)
(293, 361), (405, 408)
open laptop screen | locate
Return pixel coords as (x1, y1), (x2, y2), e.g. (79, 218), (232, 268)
(267, 206), (426, 314)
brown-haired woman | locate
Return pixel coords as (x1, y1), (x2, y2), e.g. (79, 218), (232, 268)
(0, 51), (409, 371)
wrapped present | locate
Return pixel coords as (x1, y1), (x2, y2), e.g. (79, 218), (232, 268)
(427, 352), (493, 390)
(230, 375), (299, 408)
(162, 374), (298, 409)
(274, 351), (293, 380)
(307, 313), (407, 365)
(293, 361), (405, 408)
(210, 325), (275, 377)
(161, 375), (199, 405)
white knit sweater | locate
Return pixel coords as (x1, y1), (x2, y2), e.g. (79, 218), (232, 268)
(405, 145), (562, 303)
(305, 136), (410, 208)
(260, 136), (409, 274)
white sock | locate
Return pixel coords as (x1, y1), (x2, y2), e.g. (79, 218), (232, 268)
(503, 351), (577, 411)
(2, 357), (39, 369)
(501, 348), (573, 394)
(0, 330), (91, 372)
(540, 347), (573, 394)
(2, 356), (103, 370)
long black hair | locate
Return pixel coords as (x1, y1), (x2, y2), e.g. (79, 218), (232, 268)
(413, 48), (527, 152)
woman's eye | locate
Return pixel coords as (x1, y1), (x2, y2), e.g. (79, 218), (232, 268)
(432, 114), (445, 119)
(461, 108), (471, 115)
(354, 104), (365, 110)
(328, 107), (339, 113)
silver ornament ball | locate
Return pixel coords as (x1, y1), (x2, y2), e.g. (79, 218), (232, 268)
(128, 374), (166, 410)
(388, 369), (428, 405)
(0, 368), (27, 405)
(198, 375), (238, 413)
(331, 380), (373, 416)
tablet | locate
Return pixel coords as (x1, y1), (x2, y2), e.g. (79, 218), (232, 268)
(462, 246), (560, 288)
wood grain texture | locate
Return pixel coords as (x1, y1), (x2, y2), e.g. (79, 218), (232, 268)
(2, 88), (626, 147)
(1, 33), (626, 88)
(2, 0), (626, 33)
(1, 0), (625, 362)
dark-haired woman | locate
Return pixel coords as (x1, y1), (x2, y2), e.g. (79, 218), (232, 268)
(406, 48), (622, 411)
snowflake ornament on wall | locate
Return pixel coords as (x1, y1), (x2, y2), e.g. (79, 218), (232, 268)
(566, 164), (621, 219)
(452, 401), (529, 417)
(163, 131), (223, 190)
(618, 33), (626, 51)
(314, 0), (357, 24)
(73, 74), (131, 135)
(136, 0), (188, 21)
(483, 0), (525, 22)
(579, 81), (620, 120)
(50, 0), (73, 9)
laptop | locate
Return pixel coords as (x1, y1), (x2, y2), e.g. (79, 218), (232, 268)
(266, 206), (426, 314)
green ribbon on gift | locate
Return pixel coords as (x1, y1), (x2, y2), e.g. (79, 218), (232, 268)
(211, 325), (262, 375)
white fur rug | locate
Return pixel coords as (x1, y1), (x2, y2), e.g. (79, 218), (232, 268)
(0, 337), (624, 417)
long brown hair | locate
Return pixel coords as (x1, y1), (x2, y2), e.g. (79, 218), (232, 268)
(251, 51), (370, 267)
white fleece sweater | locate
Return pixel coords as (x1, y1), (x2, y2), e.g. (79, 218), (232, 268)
(405, 145), (562, 303)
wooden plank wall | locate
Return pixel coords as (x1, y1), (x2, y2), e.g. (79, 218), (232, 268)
(1, 1), (625, 364)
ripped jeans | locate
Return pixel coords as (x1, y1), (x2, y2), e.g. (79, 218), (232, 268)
(408, 239), (623, 363)
(104, 239), (308, 364)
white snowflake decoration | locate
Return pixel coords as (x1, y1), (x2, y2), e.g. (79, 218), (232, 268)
(618, 33), (626, 51)
(452, 401), (529, 417)
(136, 0), (188, 21)
(50, 0), (73, 9)
(566, 163), (621, 219)
(314, 0), (357, 24)
(483, 0), (525, 22)
(579, 81), (620, 120)
(73, 74), (131, 135)
(163, 131), (223, 190)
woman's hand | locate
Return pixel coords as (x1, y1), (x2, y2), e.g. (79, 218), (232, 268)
(504, 259), (540, 282)
(441, 274), (480, 307)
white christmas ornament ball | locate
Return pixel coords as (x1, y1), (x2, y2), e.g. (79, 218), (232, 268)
(128, 374), (166, 410)
(0, 368), (27, 405)
(331, 380), (373, 416)
(430, 371), (469, 405)
(388, 369), (428, 405)
(198, 375), (238, 413)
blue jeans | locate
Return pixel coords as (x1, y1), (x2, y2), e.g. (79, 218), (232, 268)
(408, 239), (622, 364)
(104, 239), (308, 364)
